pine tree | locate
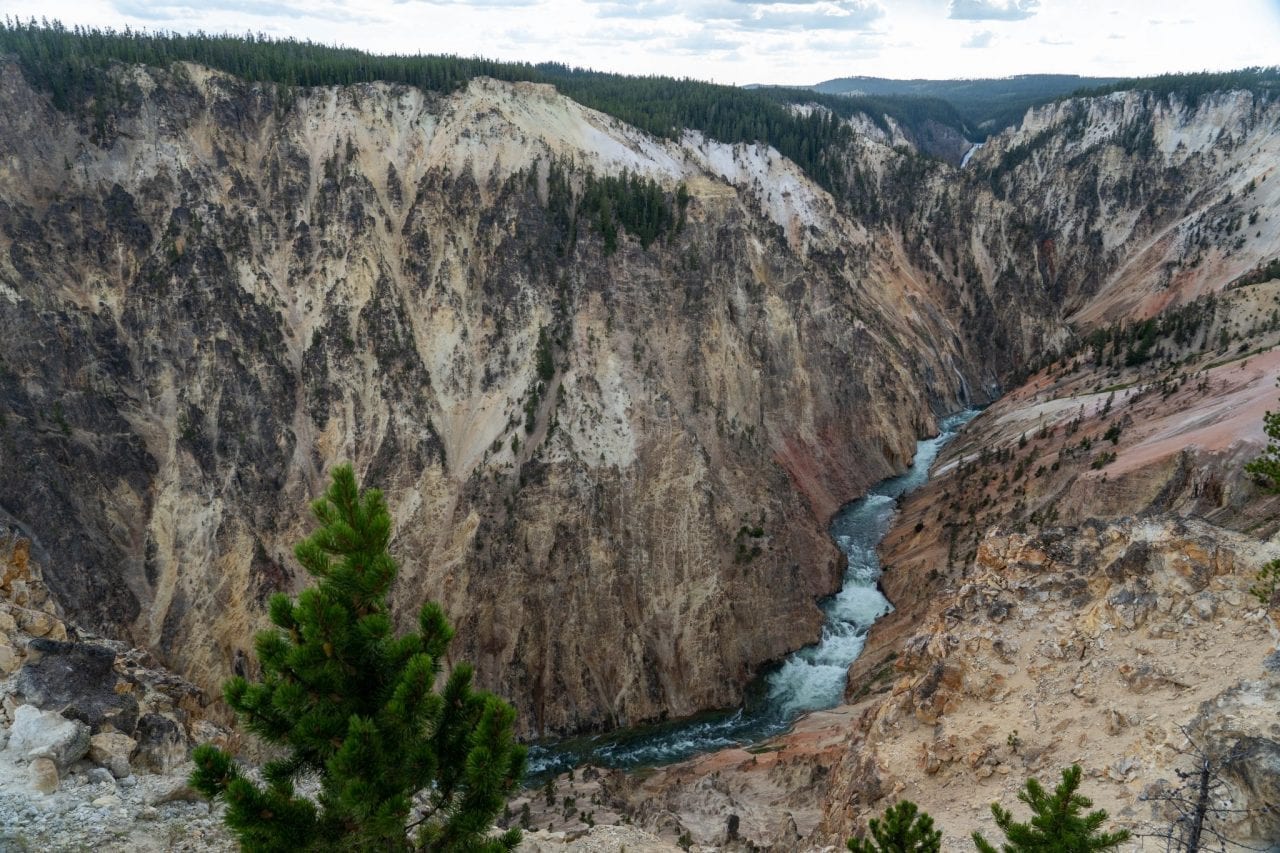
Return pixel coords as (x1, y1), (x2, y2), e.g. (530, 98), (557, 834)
(972, 765), (1130, 852)
(190, 464), (526, 852)
(1244, 403), (1280, 491)
(848, 800), (943, 853)
(1245, 400), (1280, 604)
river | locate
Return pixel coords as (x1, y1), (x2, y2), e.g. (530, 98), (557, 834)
(525, 409), (979, 777)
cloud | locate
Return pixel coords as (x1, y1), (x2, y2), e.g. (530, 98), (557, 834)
(1038, 35), (1070, 45)
(586, 0), (684, 19)
(667, 31), (743, 53)
(962, 29), (994, 47)
(947, 0), (1040, 21)
(112, 0), (367, 23)
(730, 2), (885, 32)
(585, 0), (883, 32)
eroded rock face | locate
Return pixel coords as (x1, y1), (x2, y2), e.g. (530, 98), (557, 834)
(812, 517), (1280, 849)
(1219, 735), (1280, 844)
(0, 63), (979, 737)
(2, 58), (1278, 743)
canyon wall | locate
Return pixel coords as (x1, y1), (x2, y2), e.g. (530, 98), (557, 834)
(0, 62), (977, 737)
(2, 57), (1278, 744)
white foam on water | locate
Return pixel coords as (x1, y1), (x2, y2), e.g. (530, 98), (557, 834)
(526, 409), (981, 776)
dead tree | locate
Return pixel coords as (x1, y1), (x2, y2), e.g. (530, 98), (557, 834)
(1139, 727), (1270, 852)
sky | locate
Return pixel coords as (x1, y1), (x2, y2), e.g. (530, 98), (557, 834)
(7, 0), (1280, 86)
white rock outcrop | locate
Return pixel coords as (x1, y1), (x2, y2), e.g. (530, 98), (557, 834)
(6, 705), (89, 772)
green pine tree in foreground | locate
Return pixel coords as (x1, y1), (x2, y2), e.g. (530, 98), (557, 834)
(847, 799), (942, 852)
(973, 764), (1130, 852)
(190, 464), (526, 852)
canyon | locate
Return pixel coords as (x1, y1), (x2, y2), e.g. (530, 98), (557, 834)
(0, 43), (1279, 851)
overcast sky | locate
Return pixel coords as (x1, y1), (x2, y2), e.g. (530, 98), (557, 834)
(9, 0), (1280, 85)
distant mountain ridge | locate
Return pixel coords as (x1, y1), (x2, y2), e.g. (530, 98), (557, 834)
(811, 74), (1120, 136)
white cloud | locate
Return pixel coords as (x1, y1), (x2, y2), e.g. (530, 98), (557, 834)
(728, 1), (885, 32)
(962, 29), (995, 47)
(586, 0), (884, 32)
(948, 0), (1040, 21)
(111, 0), (368, 23)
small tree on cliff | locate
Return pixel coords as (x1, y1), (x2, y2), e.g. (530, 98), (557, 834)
(848, 800), (943, 853)
(1245, 399), (1280, 604)
(1244, 403), (1280, 492)
(190, 464), (526, 852)
(972, 764), (1130, 852)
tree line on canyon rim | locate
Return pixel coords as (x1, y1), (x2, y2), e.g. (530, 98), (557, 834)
(3, 20), (1278, 196)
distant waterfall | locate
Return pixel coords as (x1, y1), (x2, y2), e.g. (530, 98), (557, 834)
(960, 141), (983, 168)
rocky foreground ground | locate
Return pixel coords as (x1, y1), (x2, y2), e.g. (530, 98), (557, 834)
(0, 533), (239, 851)
(5, 514), (1279, 852)
(0, 531), (688, 852)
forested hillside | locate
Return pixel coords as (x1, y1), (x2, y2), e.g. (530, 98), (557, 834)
(0, 20), (853, 191)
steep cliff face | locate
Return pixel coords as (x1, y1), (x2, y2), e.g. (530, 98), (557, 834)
(849, 88), (1280, 378)
(0, 62), (977, 737)
(971, 89), (1280, 324)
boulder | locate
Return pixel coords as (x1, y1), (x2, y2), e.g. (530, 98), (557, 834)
(131, 712), (188, 774)
(16, 608), (64, 639)
(0, 640), (17, 674)
(86, 766), (115, 786)
(149, 779), (204, 805)
(28, 756), (59, 794)
(14, 638), (138, 733)
(1222, 736), (1280, 843)
(7, 704), (90, 770)
(88, 731), (137, 779)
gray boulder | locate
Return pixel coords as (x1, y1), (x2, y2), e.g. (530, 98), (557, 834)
(1222, 736), (1280, 844)
(7, 704), (90, 771)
